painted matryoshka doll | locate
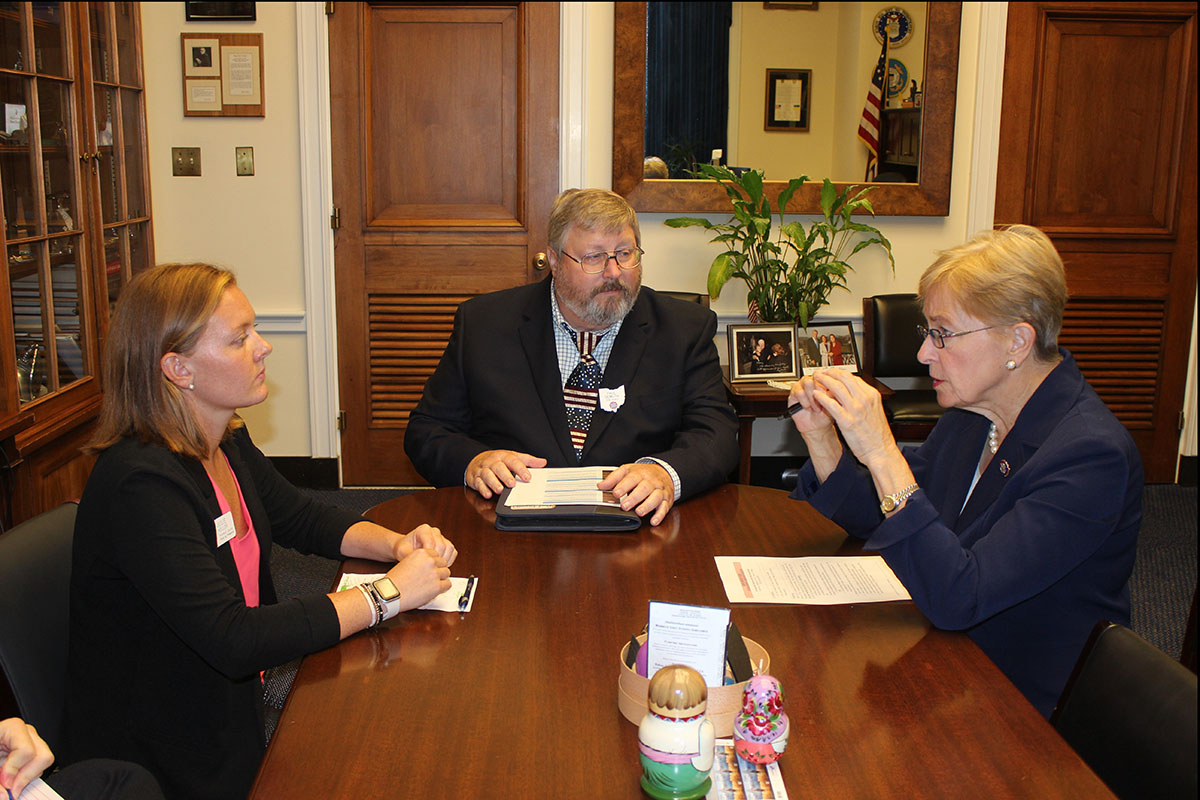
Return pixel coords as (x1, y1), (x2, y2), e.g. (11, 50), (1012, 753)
(732, 674), (789, 764)
(637, 665), (715, 800)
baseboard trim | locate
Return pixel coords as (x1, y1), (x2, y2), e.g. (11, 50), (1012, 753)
(270, 457), (339, 489)
(1179, 456), (1197, 486)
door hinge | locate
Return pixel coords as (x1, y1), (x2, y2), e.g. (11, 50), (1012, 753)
(330, 206), (340, 230)
(325, 2), (335, 16)
(337, 410), (347, 431)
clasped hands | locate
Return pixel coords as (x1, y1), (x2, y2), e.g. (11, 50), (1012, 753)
(465, 449), (675, 526)
(785, 370), (899, 469)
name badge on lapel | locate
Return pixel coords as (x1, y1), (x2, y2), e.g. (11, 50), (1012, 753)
(214, 511), (236, 548)
(599, 385), (625, 412)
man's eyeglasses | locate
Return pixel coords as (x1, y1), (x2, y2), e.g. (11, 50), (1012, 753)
(916, 324), (998, 349)
(560, 247), (644, 274)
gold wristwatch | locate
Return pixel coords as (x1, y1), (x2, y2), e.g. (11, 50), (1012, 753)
(880, 483), (919, 514)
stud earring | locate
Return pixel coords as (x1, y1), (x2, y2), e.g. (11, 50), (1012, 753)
(188, 382), (195, 390)
(1005, 360), (1016, 371)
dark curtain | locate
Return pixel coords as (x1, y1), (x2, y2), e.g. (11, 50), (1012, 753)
(644, 2), (732, 178)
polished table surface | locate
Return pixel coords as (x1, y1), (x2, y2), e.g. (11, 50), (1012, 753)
(251, 484), (1112, 799)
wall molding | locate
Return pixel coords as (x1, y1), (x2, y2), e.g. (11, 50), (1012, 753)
(253, 311), (306, 334)
(966, 2), (1008, 237)
(560, 2), (587, 190)
(296, 3), (339, 460)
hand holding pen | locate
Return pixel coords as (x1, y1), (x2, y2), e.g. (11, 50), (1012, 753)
(0, 718), (54, 800)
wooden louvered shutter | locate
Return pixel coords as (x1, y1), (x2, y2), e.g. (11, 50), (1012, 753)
(996, 2), (1197, 481)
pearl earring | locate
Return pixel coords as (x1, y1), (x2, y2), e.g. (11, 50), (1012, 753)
(1005, 360), (1016, 371)
(188, 382), (195, 390)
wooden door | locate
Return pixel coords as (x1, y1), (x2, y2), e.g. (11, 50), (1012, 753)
(329, 2), (559, 485)
(996, 2), (1197, 482)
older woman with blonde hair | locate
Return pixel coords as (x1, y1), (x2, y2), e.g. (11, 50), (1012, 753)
(64, 264), (458, 800)
(785, 225), (1143, 717)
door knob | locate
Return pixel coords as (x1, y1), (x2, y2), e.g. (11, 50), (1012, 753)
(533, 252), (548, 270)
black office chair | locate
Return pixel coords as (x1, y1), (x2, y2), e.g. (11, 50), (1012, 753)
(0, 501), (77, 753)
(657, 290), (711, 308)
(1051, 622), (1198, 800)
(861, 294), (943, 440)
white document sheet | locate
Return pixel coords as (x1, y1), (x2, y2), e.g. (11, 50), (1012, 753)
(14, 779), (66, 800)
(503, 466), (620, 508)
(714, 556), (911, 605)
(646, 601), (730, 687)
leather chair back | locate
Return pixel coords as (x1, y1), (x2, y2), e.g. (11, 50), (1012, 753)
(1052, 622), (1198, 800)
(0, 501), (76, 752)
(864, 293), (927, 379)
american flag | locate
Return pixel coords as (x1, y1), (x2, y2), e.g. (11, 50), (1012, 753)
(857, 36), (888, 181)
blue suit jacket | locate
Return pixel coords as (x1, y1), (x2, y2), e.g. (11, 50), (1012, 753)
(792, 350), (1143, 716)
(404, 279), (739, 498)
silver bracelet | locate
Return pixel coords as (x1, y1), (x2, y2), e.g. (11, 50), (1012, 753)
(356, 584), (381, 627)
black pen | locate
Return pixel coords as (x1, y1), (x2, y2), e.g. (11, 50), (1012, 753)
(778, 401), (804, 420)
(458, 575), (476, 611)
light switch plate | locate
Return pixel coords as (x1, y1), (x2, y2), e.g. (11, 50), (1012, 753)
(235, 146), (254, 176)
(172, 147), (201, 176)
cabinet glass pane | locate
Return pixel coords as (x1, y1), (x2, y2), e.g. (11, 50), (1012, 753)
(93, 83), (116, 223)
(127, 220), (147, 275)
(113, 0), (135, 86)
(1, 73), (40, 238)
(120, 87), (142, 217)
(10, 242), (47, 402)
(87, 1), (110, 83)
(49, 235), (85, 388)
(102, 224), (121, 308)
(31, 2), (65, 77)
(37, 77), (77, 232)
(0, 2), (23, 71)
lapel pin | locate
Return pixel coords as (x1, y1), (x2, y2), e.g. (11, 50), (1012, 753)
(999, 460), (1011, 477)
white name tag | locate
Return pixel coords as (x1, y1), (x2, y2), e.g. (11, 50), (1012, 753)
(214, 511), (236, 548)
(599, 385), (625, 412)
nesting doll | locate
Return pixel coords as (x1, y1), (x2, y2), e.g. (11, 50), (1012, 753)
(732, 674), (789, 764)
(637, 665), (716, 800)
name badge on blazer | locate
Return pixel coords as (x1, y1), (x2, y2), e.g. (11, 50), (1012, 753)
(214, 511), (236, 547)
(599, 385), (626, 412)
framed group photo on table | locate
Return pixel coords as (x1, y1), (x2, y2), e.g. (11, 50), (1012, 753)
(799, 322), (859, 376)
(728, 324), (799, 382)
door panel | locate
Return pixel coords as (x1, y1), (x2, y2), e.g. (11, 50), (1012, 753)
(996, 2), (1197, 482)
(331, 2), (559, 485)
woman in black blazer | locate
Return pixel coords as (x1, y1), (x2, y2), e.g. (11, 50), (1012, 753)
(63, 264), (459, 799)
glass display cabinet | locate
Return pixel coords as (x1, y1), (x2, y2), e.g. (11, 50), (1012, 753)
(0, 1), (151, 528)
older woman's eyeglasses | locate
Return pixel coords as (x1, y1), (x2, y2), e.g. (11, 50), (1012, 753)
(916, 324), (998, 349)
(560, 247), (644, 274)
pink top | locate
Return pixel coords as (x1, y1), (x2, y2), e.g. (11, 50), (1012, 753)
(207, 453), (260, 607)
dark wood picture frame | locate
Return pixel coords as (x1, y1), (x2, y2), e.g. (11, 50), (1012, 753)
(799, 321), (860, 375)
(729, 324), (800, 382)
(185, 2), (256, 22)
(764, 68), (811, 131)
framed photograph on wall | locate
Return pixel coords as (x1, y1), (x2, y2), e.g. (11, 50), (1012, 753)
(798, 321), (859, 376)
(728, 324), (799, 383)
(764, 68), (811, 131)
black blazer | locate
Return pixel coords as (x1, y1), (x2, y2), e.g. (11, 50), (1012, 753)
(405, 279), (739, 498)
(63, 427), (361, 800)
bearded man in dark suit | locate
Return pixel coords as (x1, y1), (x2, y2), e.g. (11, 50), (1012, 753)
(404, 189), (738, 526)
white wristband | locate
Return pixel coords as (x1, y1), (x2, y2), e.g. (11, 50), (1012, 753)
(356, 584), (381, 627)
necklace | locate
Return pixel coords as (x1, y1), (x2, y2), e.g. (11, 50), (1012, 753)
(987, 423), (1000, 454)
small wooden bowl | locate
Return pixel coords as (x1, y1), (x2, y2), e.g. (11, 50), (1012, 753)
(617, 634), (770, 737)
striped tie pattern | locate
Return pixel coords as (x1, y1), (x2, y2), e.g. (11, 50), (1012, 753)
(564, 331), (603, 459)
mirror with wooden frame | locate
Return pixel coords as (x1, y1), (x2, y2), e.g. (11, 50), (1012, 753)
(612, 1), (962, 215)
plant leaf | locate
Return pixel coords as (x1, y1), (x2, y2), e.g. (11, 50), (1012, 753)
(707, 253), (737, 300)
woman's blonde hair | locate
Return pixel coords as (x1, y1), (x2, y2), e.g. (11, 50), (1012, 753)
(547, 188), (641, 252)
(88, 263), (240, 458)
(918, 224), (1067, 362)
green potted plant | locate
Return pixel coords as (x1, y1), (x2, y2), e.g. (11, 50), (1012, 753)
(665, 165), (895, 326)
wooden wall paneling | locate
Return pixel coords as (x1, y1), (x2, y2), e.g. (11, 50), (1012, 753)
(331, 2), (559, 485)
(996, 2), (1197, 482)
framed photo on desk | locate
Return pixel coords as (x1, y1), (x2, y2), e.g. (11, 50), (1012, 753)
(728, 324), (798, 382)
(799, 321), (859, 376)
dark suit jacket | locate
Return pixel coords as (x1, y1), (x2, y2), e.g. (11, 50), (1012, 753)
(791, 349), (1143, 716)
(64, 427), (360, 800)
(404, 279), (738, 498)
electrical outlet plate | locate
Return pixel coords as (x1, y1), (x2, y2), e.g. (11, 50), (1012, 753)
(235, 146), (254, 176)
(172, 147), (201, 176)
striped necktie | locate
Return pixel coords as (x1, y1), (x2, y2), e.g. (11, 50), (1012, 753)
(563, 330), (604, 460)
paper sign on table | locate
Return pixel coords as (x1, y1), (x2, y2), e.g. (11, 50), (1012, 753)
(646, 601), (730, 687)
(714, 556), (910, 605)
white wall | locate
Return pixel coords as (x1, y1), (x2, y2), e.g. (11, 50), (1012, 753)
(142, 2), (312, 454)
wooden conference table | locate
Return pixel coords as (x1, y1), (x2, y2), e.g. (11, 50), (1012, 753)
(250, 484), (1111, 799)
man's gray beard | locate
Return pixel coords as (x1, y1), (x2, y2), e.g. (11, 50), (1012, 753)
(560, 277), (640, 328)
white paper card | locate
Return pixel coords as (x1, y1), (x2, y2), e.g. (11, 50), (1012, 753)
(646, 601), (730, 687)
(15, 779), (67, 800)
(503, 467), (620, 507)
(714, 555), (911, 605)
(214, 511), (236, 548)
(338, 573), (476, 613)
